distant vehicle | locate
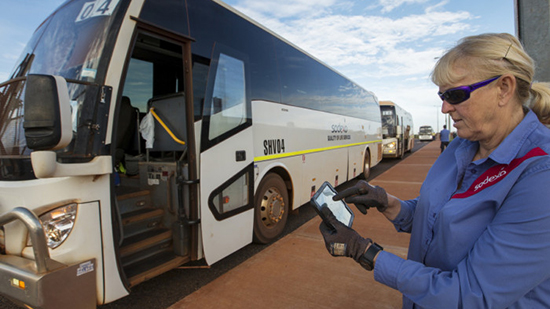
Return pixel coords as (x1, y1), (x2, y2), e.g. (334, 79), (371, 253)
(379, 101), (414, 159)
(419, 125), (435, 141)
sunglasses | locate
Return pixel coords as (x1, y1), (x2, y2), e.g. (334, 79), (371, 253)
(438, 75), (501, 104)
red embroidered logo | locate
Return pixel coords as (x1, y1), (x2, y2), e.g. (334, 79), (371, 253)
(452, 147), (548, 199)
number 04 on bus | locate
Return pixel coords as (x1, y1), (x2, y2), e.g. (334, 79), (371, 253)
(0, 0), (383, 307)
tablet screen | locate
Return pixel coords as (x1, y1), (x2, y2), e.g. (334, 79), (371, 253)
(313, 182), (354, 227)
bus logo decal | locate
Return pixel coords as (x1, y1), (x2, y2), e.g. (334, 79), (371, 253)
(329, 123), (351, 141)
(331, 124), (348, 133)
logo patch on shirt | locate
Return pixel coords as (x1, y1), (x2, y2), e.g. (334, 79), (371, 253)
(452, 147), (547, 199)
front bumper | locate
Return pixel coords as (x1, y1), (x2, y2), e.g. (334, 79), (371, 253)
(0, 208), (96, 309)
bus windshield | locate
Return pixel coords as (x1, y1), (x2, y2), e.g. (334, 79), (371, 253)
(380, 107), (396, 138)
(419, 126), (433, 134)
(0, 0), (127, 179)
(12, 0), (125, 82)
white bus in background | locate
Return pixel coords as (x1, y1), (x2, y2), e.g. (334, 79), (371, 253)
(379, 101), (414, 159)
(0, 0), (382, 307)
(419, 125), (436, 141)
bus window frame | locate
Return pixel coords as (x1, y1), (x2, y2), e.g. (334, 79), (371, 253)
(200, 43), (252, 152)
(207, 163), (254, 221)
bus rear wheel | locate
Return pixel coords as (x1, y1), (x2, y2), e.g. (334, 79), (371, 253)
(362, 150), (371, 179)
(253, 173), (289, 244)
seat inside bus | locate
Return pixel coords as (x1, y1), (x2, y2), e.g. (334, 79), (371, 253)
(145, 92), (187, 159)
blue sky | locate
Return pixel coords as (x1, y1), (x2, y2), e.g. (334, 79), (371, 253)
(0, 0), (515, 131)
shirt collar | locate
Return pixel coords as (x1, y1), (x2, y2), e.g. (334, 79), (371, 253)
(488, 110), (539, 165)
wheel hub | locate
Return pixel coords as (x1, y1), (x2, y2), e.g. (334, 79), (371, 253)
(260, 188), (285, 227)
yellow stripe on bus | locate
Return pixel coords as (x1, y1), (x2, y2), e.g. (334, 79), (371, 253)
(254, 140), (382, 162)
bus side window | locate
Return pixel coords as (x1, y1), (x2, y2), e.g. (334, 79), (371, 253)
(207, 53), (247, 140)
(209, 171), (250, 219)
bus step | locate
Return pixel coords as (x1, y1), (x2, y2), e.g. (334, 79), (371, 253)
(121, 238), (172, 268)
(126, 251), (189, 287)
(122, 207), (164, 225)
(121, 207), (164, 238)
(116, 190), (152, 214)
(120, 228), (172, 259)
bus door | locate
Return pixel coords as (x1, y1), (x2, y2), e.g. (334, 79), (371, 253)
(114, 23), (199, 286)
(199, 45), (253, 264)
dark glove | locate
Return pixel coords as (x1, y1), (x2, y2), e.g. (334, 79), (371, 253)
(319, 206), (371, 262)
(333, 180), (388, 214)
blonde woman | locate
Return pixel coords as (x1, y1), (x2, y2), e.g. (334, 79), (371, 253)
(319, 33), (550, 308)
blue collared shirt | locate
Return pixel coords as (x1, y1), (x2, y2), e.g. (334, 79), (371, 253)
(374, 110), (550, 308)
(440, 129), (450, 142)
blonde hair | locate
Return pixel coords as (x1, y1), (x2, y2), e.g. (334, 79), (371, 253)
(431, 33), (550, 126)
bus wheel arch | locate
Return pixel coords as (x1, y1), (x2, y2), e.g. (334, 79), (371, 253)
(253, 169), (292, 244)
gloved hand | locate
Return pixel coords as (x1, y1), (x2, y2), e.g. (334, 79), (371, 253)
(319, 206), (372, 262)
(333, 180), (388, 214)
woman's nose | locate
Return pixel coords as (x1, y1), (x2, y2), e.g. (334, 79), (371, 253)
(441, 100), (455, 114)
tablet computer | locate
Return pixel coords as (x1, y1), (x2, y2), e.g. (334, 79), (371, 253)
(310, 181), (354, 229)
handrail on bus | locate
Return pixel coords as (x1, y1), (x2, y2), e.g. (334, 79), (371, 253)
(150, 107), (186, 145)
(0, 207), (53, 273)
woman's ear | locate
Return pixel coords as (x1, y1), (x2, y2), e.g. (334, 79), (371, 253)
(497, 74), (517, 106)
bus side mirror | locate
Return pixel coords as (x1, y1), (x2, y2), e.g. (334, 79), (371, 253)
(23, 74), (72, 150)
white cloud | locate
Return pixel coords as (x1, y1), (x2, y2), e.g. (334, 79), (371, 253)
(425, 0), (450, 13)
(377, 0), (430, 13)
(240, 5), (473, 78)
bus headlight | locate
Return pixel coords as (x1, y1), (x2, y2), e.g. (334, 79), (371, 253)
(39, 204), (78, 249)
(385, 142), (396, 149)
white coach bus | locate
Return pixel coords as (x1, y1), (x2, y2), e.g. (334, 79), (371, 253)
(379, 101), (414, 159)
(0, 0), (382, 307)
(419, 125), (436, 141)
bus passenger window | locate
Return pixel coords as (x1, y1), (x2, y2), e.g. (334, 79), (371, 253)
(208, 53), (247, 140)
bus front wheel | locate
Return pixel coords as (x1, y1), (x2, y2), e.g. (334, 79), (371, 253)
(398, 140), (405, 159)
(253, 173), (289, 244)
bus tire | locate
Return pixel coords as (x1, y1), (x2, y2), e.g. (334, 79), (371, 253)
(361, 150), (371, 180)
(253, 173), (289, 244)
